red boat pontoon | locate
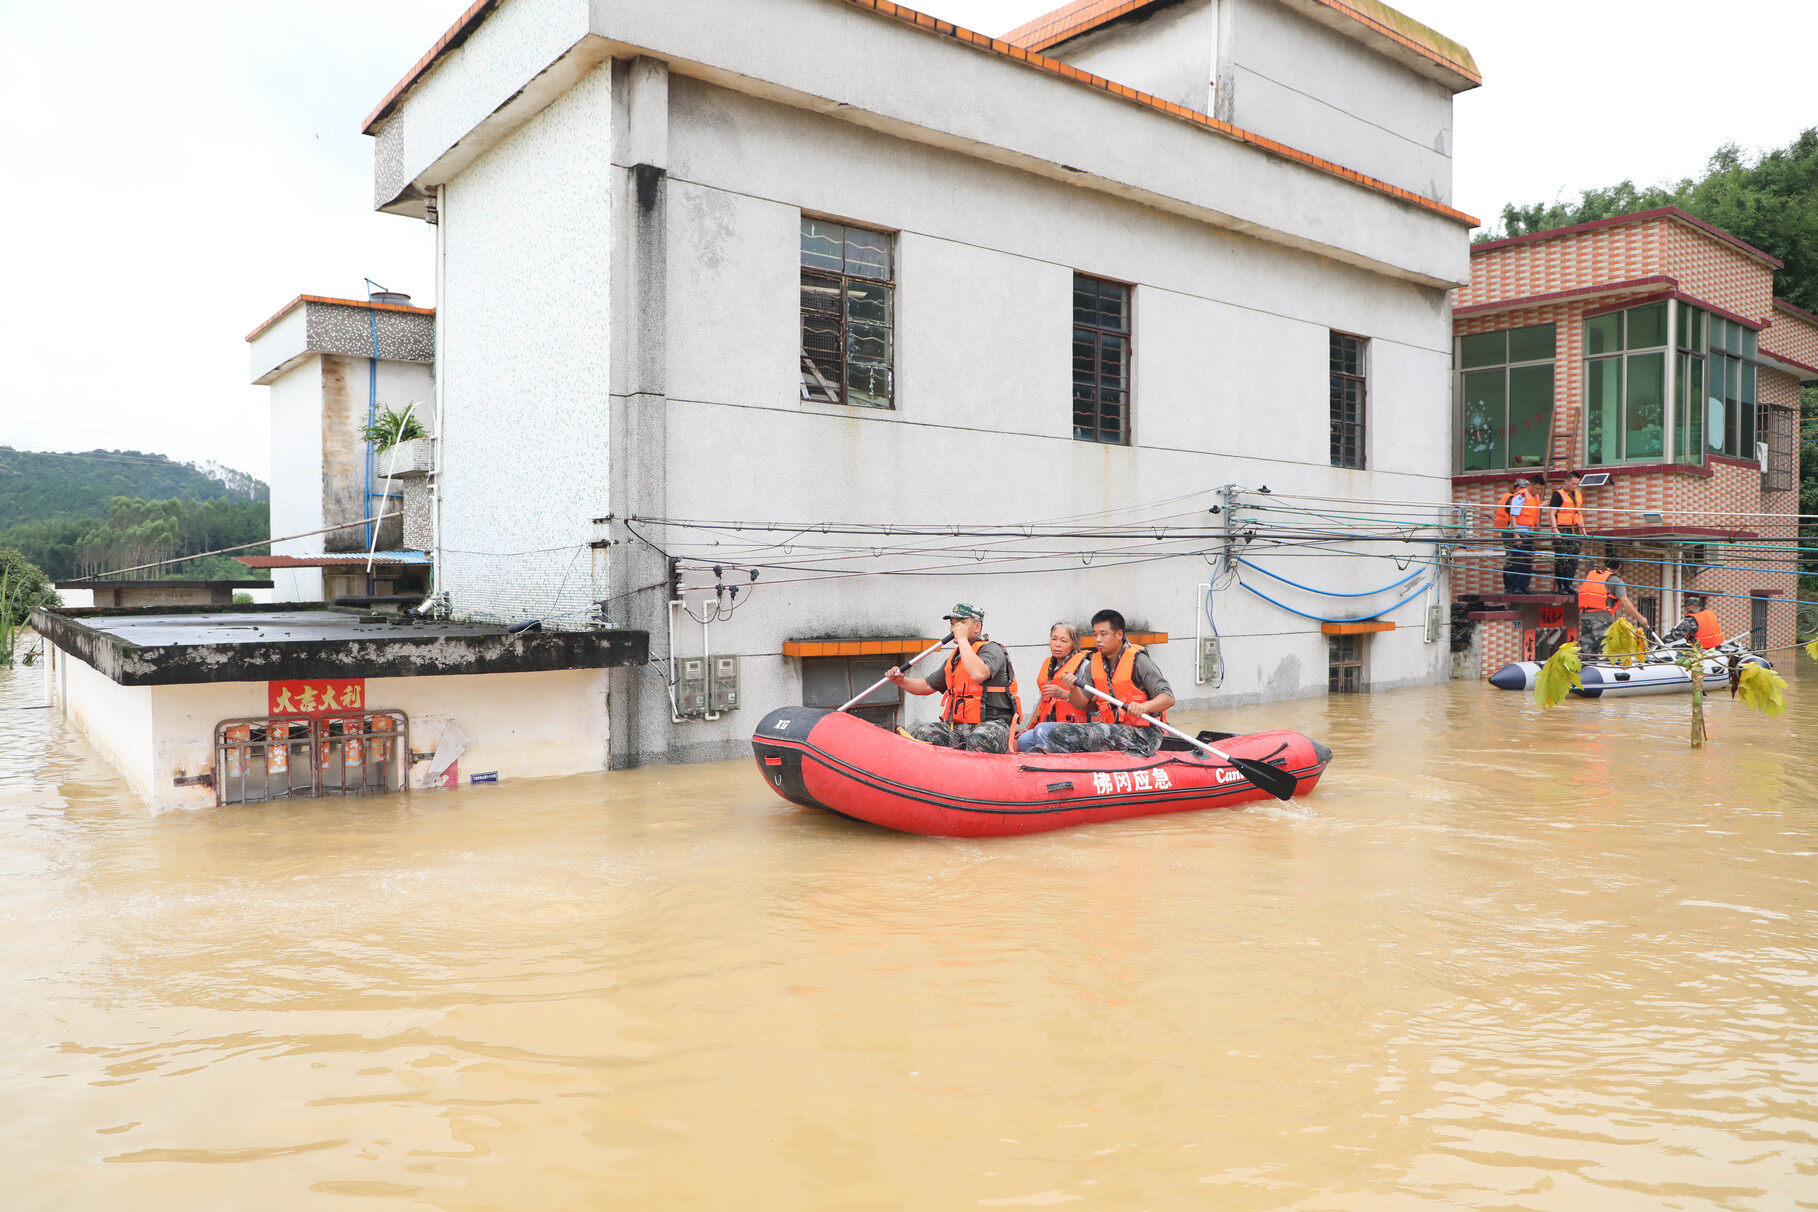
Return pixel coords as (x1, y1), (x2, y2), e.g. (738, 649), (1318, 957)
(751, 707), (1332, 837)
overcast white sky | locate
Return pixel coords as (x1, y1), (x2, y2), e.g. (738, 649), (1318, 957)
(1, 0), (1809, 482)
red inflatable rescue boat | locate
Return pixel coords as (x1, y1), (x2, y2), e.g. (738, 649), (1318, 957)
(751, 707), (1333, 837)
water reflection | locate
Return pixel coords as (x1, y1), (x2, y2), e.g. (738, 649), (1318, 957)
(2, 646), (1813, 1208)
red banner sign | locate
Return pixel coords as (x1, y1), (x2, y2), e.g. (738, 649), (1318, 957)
(269, 678), (366, 717)
(1540, 606), (1564, 627)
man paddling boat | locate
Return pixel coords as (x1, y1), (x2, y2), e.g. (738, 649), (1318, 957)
(887, 603), (1021, 753)
(1017, 609), (1176, 756)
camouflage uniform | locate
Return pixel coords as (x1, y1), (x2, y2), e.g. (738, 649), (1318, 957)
(910, 720), (1013, 753)
(1015, 720), (1162, 757)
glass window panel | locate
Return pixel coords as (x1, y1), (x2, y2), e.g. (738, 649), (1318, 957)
(801, 659), (853, 706)
(1624, 351), (1665, 461)
(1741, 327), (1757, 359)
(1073, 282), (1097, 327)
(1677, 354), (1705, 464)
(1508, 364), (1554, 468)
(847, 323), (891, 365)
(843, 228), (891, 280)
(1096, 283), (1128, 332)
(846, 363), (891, 410)
(1099, 335), (1127, 382)
(1626, 302), (1667, 349)
(1460, 331), (1506, 369)
(1678, 304), (1703, 352)
(1707, 393), (1725, 452)
(1586, 357), (1622, 465)
(846, 284), (890, 327)
(1739, 360), (1756, 407)
(801, 217), (845, 273)
(1726, 321), (1742, 354)
(1507, 323), (1555, 363)
(1586, 312), (1622, 356)
(1461, 369), (1506, 471)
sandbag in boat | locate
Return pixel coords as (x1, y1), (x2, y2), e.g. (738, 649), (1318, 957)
(1487, 642), (1771, 697)
(751, 707), (1332, 837)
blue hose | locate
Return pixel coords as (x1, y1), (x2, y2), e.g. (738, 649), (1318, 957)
(1238, 574), (1433, 623)
(1235, 556), (1420, 598)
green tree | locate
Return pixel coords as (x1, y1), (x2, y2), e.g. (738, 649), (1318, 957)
(0, 546), (58, 630)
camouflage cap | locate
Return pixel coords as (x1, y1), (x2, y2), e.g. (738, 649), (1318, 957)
(942, 602), (985, 621)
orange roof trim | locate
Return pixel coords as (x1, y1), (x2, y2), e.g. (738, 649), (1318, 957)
(246, 294), (436, 344)
(361, 0), (1476, 228)
(1005, 0), (1479, 85)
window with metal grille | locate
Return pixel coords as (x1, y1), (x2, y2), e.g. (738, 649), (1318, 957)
(801, 656), (902, 730)
(1330, 332), (1367, 468)
(1765, 405), (1797, 491)
(1328, 635), (1365, 693)
(1636, 595), (1659, 632)
(215, 712), (409, 806)
(1073, 275), (1131, 444)
(800, 216), (894, 409)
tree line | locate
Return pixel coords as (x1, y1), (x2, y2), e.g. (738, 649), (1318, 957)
(0, 496), (271, 583)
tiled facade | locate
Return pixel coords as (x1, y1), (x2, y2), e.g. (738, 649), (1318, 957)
(1452, 208), (1815, 676)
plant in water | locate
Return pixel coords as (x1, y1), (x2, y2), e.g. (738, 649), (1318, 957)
(1601, 617), (1649, 666)
(1676, 642), (1710, 747)
(1736, 664), (1789, 718)
(359, 403), (428, 451)
(1533, 642), (1583, 709)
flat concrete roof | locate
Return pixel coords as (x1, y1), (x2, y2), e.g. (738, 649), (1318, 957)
(32, 605), (648, 687)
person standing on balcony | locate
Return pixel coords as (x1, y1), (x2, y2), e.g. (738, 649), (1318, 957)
(1498, 476), (1540, 594)
(1548, 469), (1588, 595)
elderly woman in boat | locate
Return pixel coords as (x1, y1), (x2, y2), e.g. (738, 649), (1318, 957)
(1016, 609), (1176, 756)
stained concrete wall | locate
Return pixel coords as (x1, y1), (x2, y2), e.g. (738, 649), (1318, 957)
(48, 641), (611, 812)
(1055, 0), (1216, 114)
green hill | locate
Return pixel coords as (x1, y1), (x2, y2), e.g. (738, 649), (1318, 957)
(0, 447), (267, 530)
(0, 448), (271, 583)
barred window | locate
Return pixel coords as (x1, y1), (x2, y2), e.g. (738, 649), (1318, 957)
(800, 216), (894, 409)
(1765, 404), (1797, 492)
(1330, 332), (1367, 469)
(1328, 634), (1365, 693)
(1073, 275), (1131, 444)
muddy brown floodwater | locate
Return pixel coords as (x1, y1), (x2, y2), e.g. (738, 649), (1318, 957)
(2, 651), (1816, 1210)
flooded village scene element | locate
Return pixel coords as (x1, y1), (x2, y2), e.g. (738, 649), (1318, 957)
(3, 0), (1816, 1207)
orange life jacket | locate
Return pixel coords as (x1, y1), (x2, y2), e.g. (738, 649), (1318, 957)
(1554, 488), (1584, 529)
(1577, 569), (1613, 612)
(939, 646), (1020, 726)
(1690, 609), (1724, 648)
(1515, 492), (1542, 528)
(1033, 651), (1089, 724)
(1492, 492), (1516, 529)
(1088, 643), (1165, 727)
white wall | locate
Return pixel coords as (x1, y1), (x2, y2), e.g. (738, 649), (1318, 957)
(50, 646), (611, 812)
(268, 355), (327, 600)
(438, 59), (614, 625)
(1055, 0), (1215, 114)
(1226, 0), (1453, 204)
(644, 76), (1454, 759)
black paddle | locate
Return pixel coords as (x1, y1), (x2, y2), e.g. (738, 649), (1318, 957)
(1075, 683), (1298, 803)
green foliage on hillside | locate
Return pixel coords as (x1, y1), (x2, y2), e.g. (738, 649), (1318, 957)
(0, 447), (267, 532)
(1, 497), (271, 583)
(1481, 129), (1818, 587)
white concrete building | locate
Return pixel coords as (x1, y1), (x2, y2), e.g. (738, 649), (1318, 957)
(246, 293), (437, 602)
(362, 0), (1480, 767)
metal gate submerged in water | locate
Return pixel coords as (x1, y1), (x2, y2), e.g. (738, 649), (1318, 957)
(214, 712), (410, 806)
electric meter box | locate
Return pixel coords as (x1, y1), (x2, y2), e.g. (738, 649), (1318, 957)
(710, 656), (740, 713)
(678, 657), (709, 717)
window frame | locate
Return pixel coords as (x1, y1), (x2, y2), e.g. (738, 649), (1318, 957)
(800, 655), (904, 730)
(1072, 273), (1133, 446)
(799, 215), (896, 410)
(1457, 322), (1557, 472)
(1583, 302), (1672, 466)
(1327, 634), (1365, 693)
(1329, 331), (1368, 470)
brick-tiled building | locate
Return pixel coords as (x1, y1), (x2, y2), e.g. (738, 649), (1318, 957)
(1450, 208), (1817, 673)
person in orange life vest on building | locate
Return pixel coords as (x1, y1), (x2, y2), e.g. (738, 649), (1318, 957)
(1662, 595), (1727, 649)
(1574, 556), (1648, 652)
(887, 602), (1020, 753)
(1546, 469), (1588, 595)
(1017, 609), (1176, 757)
(1496, 475), (1543, 595)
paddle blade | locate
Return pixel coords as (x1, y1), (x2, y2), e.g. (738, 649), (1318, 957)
(1226, 755), (1298, 803)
